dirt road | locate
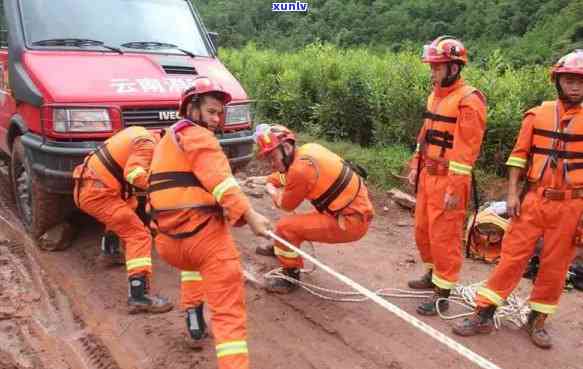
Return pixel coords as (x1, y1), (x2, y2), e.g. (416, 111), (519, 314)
(1, 169), (582, 369)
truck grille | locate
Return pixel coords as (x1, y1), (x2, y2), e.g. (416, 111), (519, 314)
(122, 107), (179, 129)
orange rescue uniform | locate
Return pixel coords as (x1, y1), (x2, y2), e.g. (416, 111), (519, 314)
(180, 271), (205, 310)
(148, 120), (251, 369)
(410, 78), (487, 290)
(476, 100), (583, 314)
(73, 126), (156, 279)
(268, 143), (374, 269)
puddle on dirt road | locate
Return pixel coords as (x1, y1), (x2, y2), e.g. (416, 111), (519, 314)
(0, 159), (122, 369)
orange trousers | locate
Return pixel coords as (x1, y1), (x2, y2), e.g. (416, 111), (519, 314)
(274, 211), (371, 269)
(74, 179), (152, 278)
(155, 215), (249, 369)
(180, 270), (205, 310)
(476, 190), (581, 314)
(414, 169), (468, 290)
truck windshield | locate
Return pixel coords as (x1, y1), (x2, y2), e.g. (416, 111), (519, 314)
(19, 0), (211, 56)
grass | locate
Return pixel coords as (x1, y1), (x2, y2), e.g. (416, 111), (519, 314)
(294, 133), (509, 201)
(296, 133), (411, 190)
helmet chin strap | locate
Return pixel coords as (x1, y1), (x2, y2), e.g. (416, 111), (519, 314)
(440, 62), (461, 87)
(192, 118), (207, 127)
(188, 107), (210, 130)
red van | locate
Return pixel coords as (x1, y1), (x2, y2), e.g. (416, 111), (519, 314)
(0, 0), (255, 238)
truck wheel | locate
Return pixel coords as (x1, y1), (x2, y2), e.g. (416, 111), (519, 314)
(11, 137), (65, 239)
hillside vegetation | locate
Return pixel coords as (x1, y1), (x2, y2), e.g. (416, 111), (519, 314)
(194, 0), (583, 187)
(197, 0), (583, 65)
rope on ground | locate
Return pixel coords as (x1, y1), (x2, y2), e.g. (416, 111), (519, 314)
(266, 231), (502, 369)
(264, 268), (529, 329)
(436, 284), (529, 329)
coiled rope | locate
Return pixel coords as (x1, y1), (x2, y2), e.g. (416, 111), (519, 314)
(265, 259), (529, 329)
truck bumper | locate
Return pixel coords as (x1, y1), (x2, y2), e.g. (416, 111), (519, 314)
(20, 129), (255, 195)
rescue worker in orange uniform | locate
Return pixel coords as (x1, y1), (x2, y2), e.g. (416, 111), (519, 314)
(407, 36), (487, 316)
(453, 50), (583, 349)
(255, 125), (374, 294)
(73, 126), (173, 314)
(148, 76), (271, 369)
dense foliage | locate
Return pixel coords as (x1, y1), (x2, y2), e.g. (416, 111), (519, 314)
(196, 0), (583, 66)
(221, 44), (555, 175)
(193, 0), (583, 184)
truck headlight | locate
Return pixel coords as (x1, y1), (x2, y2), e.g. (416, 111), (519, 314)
(225, 104), (251, 126)
(53, 108), (112, 133)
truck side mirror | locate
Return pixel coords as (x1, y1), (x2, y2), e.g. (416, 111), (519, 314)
(208, 32), (219, 53)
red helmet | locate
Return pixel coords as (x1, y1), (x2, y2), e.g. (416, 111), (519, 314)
(255, 124), (296, 157)
(178, 76), (232, 117)
(551, 50), (583, 81)
(422, 35), (468, 65)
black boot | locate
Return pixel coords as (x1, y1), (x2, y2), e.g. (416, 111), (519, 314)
(185, 304), (208, 349)
(98, 231), (124, 266)
(452, 305), (496, 336)
(407, 269), (433, 290)
(128, 274), (173, 314)
(266, 268), (300, 294)
(416, 287), (450, 316)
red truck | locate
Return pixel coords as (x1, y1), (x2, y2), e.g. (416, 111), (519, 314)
(0, 0), (255, 238)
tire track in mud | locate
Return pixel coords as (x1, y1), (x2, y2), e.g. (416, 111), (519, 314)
(0, 159), (122, 369)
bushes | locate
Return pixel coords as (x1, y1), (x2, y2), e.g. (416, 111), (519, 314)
(198, 0), (582, 66)
(221, 43), (555, 176)
(296, 134), (412, 190)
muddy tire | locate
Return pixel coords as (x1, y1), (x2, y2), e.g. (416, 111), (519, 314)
(11, 137), (67, 239)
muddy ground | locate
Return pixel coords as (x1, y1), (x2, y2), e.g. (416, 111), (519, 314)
(0, 164), (582, 369)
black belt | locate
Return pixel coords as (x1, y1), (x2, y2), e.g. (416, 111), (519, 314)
(311, 162), (360, 214)
(151, 209), (221, 240)
(531, 146), (583, 159)
(148, 171), (203, 193)
(423, 111), (457, 124)
(425, 129), (454, 149)
(91, 145), (134, 200)
(533, 128), (583, 142)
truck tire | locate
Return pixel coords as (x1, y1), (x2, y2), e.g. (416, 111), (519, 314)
(11, 136), (66, 239)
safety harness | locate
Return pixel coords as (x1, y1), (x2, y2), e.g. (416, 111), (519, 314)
(531, 127), (583, 173)
(422, 112), (457, 157)
(146, 120), (223, 240)
(311, 160), (366, 215)
(146, 171), (221, 240)
(423, 109), (481, 242)
(94, 145), (135, 199)
(75, 144), (135, 205)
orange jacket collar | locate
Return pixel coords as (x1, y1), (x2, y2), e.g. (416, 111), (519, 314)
(559, 99), (583, 116)
(433, 78), (465, 98)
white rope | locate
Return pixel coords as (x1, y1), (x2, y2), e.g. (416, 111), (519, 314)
(267, 231), (502, 369)
(264, 267), (529, 328)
